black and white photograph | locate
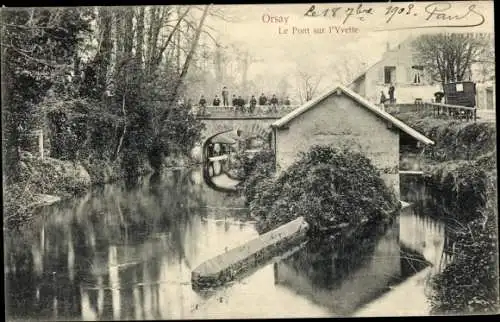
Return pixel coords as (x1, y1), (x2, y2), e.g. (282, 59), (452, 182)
(2, 1), (498, 320)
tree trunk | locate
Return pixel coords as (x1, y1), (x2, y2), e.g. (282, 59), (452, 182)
(176, 8), (181, 75)
(91, 7), (113, 96)
(123, 8), (134, 56)
(135, 7), (145, 66)
(145, 7), (168, 77)
(113, 9), (125, 79)
(113, 95), (127, 160)
(145, 7), (156, 74)
(150, 8), (190, 73)
(242, 51), (249, 95)
(165, 4), (210, 114)
(214, 42), (223, 83)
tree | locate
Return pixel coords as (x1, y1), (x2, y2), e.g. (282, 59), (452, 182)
(1, 8), (93, 180)
(412, 33), (493, 87)
(296, 70), (323, 103)
(277, 77), (290, 102)
(164, 4), (210, 112)
(2, 5), (219, 185)
(329, 56), (364, 85)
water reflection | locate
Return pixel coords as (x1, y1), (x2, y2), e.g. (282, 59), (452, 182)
(400, 203), (455, 275)
(274, 220), (404, 316)
(400, 176), (456, 274)
(6, 168), (457, 319)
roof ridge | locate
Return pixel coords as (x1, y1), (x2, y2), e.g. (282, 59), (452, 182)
(271, 84), (434, 146)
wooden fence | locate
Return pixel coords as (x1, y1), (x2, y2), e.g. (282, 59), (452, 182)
(390, 102), (477, 122)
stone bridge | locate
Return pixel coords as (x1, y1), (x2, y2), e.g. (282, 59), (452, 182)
(199, 115), (279, 144)
(198, 114), (281, 185)
(196, 105), (298, 145)
(195, 106), (298, 188)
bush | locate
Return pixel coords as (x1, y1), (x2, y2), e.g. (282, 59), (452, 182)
(3, 183), (39, 229)
(424, 162), (488, 223)
(393, 113), (496, 162)
(81, 155), (124, 184)
(430, 212), (499, 314)
(248, 145), (400, 236)
(18, 153), (91, 197)
(237, 150), (276, 203)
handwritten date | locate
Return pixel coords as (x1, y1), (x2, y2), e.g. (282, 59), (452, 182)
(304, 4), (373, 24)
(385, 4), (415, 23)
(304, 2), (485, 28)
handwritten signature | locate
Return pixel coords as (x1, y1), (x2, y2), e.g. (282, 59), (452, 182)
(303, 2), (485, 29)
(424, 2), (484, 27)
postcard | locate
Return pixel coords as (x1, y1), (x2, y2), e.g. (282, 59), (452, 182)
(2, 2), (497, 320)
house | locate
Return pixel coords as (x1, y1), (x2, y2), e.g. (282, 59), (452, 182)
(349, 38), (441, 105)
(476, 80), (496, 111)
(270, 85), (434, 200)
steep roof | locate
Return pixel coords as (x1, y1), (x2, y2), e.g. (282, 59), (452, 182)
(349, 59), (379, 85)
(271, 84), (435, 145)
(348, 36), (415, 86)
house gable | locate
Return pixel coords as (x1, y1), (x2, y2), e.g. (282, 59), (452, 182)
(274, 93), (399, 156)
(272, 84), (434, 146)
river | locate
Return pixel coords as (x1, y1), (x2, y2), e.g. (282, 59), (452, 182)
(5, 168), (454, 320)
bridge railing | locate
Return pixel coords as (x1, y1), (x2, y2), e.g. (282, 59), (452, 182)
(195, 105), (300, 118)
(389, 102), (477, 122)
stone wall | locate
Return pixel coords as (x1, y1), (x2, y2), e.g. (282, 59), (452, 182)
(191, 216), (309, 289)
(275, 94), (400, 199)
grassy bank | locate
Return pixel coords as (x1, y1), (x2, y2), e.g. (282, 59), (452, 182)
(393, 112), (498, 314)
(4, 151), (201, 229)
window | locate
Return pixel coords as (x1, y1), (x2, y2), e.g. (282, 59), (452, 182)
(412, 65), (424, 84)
(456, 83), (464, 92)
(384, 66), (396, 84)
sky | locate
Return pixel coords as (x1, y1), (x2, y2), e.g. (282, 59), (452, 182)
(199, 1), (494, 91)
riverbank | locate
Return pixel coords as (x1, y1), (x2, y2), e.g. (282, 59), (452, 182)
(4, 151), (201, 229)
(394, 112), (496, 220)
(393, 112), (498, 314)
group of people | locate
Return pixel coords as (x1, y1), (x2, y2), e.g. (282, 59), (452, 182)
(380, 84), (396, 105)
(194, 86), (292, 115)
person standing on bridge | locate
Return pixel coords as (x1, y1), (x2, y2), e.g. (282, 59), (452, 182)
(213, 95), (221, 106)
(380, 91), (387, 106)
(259, 93), (267, 106)
(232, 95), (238, 112)
(237, 95), (246, 113)
(388, 83), (395, 104)
(222, 86), (229, 108)
(270, 94), (279, 113)
(199, 95), (207, 115)
(249, 95), (257, 113)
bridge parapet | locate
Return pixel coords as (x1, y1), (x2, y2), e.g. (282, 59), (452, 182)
(196, 105), (299, 119)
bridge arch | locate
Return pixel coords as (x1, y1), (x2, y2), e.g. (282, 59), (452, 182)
(199, 118), (278, 189)
(200, 119), (276, 148)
